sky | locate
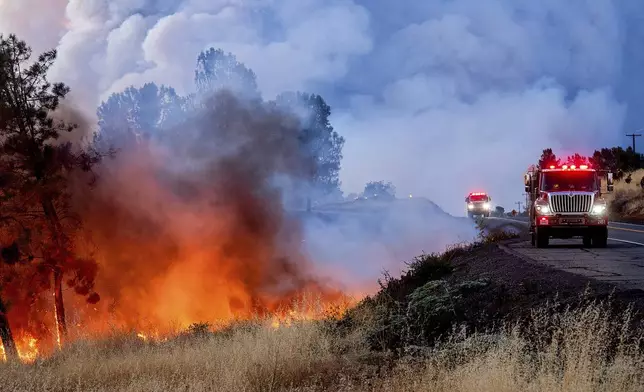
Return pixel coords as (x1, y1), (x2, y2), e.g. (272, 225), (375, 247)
(1, 0), (642, 215)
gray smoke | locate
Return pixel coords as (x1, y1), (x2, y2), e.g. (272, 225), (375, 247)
(0, 0), (639, 287)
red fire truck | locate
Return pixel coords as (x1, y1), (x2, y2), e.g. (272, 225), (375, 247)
(524, 163), (614, 248)
(465, 192), (492, 218)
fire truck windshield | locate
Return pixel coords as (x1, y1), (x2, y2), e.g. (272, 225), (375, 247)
(541, 171), (597, 192)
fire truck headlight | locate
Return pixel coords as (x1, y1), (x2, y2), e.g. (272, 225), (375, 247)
(536, 204), (550, 215)
(591, 204), (607, 215)
(483, 202), (490, 210)
(467, 203), (474, 209)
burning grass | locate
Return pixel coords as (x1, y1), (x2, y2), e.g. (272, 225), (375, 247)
(1, 300), (644, 391)
(3, 235), (644, 391)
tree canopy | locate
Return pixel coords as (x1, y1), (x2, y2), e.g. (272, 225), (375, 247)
(95, 83), (186, 151)
(194, 48), (259, 100)
(97, 48), (345, 201)
(590, 147), (640, 180)
(362, 181), (396, 200)
(537, 147), (641, 181)
(538, 148), (560, 168)
(273, 92), (344, 198)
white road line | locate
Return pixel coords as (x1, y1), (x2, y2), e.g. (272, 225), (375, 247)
(490, 218), (644, 246)
(608, 237), (644, 246)
(609, 221), (644, 228)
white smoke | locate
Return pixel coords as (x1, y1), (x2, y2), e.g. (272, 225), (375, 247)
(0, 0), (637, 213)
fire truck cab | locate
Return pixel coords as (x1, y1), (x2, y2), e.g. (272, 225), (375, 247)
(465, 192), (492, 218)
(524, 164), (614, 248)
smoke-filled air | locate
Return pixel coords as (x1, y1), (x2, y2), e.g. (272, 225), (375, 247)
(0, 0), (640, 362)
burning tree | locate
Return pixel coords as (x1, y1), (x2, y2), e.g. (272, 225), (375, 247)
(0, 34), (103, 355)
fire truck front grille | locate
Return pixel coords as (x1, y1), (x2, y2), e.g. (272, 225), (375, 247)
(550, 194), (593, 213)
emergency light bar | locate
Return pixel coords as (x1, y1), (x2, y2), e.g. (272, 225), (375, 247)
(469, 192), (487, 196)
(547, 164), (590, 170)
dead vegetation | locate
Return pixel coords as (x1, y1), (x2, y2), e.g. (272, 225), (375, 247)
(608, 169), (644, 221)
(1, 300), (643, 391)
(2, 231), (644, 391)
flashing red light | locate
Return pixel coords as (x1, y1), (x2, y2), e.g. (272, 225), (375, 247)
(580, 165), (588, 169)
(469, 192), (487, 196)
(549, 165), (555, 169)
(538, 216), (549, 225)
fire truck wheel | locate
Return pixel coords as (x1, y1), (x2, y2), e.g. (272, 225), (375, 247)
(582, 235), (592, 247)
(593, 229), (608, 248)
(535, 228), (549, 248)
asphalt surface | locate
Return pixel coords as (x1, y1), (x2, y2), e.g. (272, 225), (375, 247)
(488, 217), (644, 290)
(491, 216), (644, 246)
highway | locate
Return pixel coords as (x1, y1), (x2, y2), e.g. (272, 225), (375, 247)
(488, 217), (644, 290)
(494, 217), (644, 246)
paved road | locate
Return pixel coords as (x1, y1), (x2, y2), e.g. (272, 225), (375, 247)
(488, 217), (644, 290)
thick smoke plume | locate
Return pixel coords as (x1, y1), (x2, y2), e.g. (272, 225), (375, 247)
(1, 0), (635, 213)
(63, 90), (346, 332)
(2, 0), (639, 345)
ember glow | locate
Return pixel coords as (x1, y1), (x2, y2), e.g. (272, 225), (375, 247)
(0, 91), (362, 362)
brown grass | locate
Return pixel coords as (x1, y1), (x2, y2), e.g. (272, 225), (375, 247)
(1, 300), (644, 391)
(608, 169), (644, 219)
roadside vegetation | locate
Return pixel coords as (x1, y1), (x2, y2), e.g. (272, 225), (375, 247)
(608, 169), (644, 221)
(2, 228), (644, 392)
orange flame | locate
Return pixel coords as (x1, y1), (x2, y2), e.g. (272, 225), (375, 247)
(0, 333), (40, 363)
(17, 334), (39, 363)
(0, 96), (370, 360)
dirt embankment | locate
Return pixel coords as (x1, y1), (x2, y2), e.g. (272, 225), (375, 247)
(339, 233), (644, 354)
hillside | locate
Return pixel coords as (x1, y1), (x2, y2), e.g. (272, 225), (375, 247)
(609, 169), (644, 223)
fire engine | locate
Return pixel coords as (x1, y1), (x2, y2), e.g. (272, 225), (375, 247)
(524, 163), (614, 248)
(465, 192), (492, 218)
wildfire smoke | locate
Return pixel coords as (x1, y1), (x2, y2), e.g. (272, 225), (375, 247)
(1, 91), (357, 361)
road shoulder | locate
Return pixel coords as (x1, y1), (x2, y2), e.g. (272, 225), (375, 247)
(451, 242), (644, 316)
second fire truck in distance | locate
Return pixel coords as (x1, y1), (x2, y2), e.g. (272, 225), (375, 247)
(465, 192), (492, 218)
(524, 163), (614, 248)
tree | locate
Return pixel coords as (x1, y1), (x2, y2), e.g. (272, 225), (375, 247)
(0, 34), (102, 350)
(538, 148), (560, 168)
(590, 147), (640, 181)
(273, 92), (344, 200)
(194, 48), (259, 100)
(363, 181), (396, 200)
(96, 83), (186, 151)
(565, 153), (589, 166)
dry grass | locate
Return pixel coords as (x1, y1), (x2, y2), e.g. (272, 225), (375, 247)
(1, 301), (644, 391)
(608, 169), (644, 219)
